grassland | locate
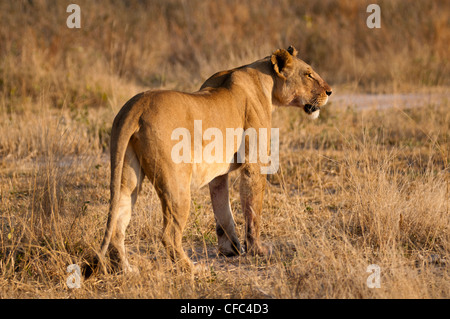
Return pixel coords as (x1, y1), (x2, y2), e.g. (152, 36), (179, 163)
(0, 0), (448, 298)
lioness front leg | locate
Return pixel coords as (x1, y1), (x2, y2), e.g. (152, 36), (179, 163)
(239, 164), (270, 256)
(209, 174), (241, 256)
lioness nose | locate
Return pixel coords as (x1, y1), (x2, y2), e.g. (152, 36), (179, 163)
(326, 90), (332, 96)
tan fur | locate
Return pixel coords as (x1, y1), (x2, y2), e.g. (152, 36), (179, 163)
(99, 46), (332, 272)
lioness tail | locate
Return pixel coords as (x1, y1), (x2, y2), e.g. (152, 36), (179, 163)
(100, 93), (144, 259)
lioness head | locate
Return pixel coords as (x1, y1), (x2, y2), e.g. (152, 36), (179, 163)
(271, 46), (332, 119)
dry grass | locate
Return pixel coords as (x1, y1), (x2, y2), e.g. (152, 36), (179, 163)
(0, 0), (449, 298)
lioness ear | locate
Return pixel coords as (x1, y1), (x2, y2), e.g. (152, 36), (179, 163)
(271, 49), (294, 79)
(287, 45), (298, 57)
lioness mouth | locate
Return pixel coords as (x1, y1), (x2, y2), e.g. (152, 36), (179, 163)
(304, 104), (319, 114)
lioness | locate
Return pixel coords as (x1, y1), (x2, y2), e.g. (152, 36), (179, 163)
(99, 46), (331, 272)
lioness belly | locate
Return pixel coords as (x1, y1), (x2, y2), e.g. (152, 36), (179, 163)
(190, 162), (236, 189)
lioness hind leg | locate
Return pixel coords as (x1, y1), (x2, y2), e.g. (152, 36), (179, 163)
(107, 145), (144, 273)
(157, 188), (193, 272)
(209, 174), (241, 256)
